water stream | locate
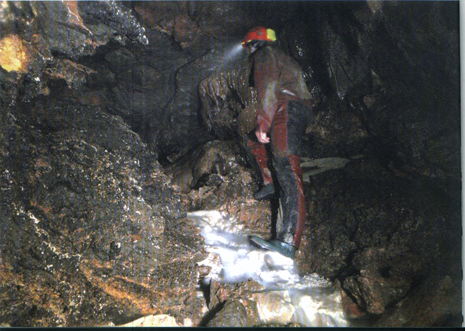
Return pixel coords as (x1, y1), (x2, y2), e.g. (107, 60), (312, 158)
(187, 210), (349, 327)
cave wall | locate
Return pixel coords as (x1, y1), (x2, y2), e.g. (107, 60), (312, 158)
(0, 1), (459, 174)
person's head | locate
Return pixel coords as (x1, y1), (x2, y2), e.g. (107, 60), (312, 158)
(242, 27), (276, 54)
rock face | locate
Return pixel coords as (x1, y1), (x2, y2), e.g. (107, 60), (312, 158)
(165, 140), (239, 194)
(0, 95), (206, 326)
(299, 156), (461, 324)
(0, 0), (460, 328)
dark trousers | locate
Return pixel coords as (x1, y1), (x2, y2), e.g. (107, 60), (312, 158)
(245, 100), (311, 249)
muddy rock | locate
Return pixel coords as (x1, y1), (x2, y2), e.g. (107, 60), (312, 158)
(206, 299), (248, 327)
(199, 52), (256, 140)
(0, 94), (206, 327)
(371, 274), (462, 327)
(201, 279), (262, 327)
(165, 140), (239, 194)
(298, 155), (461, 324)
(0, 1), (148, 104)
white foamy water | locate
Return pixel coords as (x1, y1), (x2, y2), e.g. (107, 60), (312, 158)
(187, 210), (348, 327)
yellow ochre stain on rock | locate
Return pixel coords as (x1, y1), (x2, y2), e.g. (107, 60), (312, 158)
(0, 34), (29, 72)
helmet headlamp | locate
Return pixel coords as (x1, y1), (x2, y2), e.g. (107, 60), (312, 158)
(242, 27), (277, 47)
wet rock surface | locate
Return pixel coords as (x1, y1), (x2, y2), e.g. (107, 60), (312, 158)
(0, 0), (461, 328)
(0, 94), (206, 326)
(299, 156), (461, 325)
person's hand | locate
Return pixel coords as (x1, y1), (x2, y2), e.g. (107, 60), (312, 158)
(255, 126), (270, 144)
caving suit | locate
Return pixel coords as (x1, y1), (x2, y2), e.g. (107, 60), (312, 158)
(246, 44), (313, 250)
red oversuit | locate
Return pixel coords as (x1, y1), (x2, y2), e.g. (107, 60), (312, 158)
(246, 44), (313, 249)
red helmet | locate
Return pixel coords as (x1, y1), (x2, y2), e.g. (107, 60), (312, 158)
(242, 27), (277, 47)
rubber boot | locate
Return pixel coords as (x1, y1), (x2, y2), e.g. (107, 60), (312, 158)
(249, 235), (296, 259)
(272, 154), (306, 250)
(253, 183), (275, 200)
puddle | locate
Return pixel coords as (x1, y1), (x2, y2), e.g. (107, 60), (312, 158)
(187, 210), (349, 327)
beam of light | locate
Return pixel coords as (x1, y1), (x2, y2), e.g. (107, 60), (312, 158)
(221, 43), (245, 63)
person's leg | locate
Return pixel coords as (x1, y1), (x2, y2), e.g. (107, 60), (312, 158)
(250, 100), (310, 257)
(275, 100), (311, 249)
(273, 154), (305, 248)
(246, 139), (273, 186)
(245, 133), (275, 200)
